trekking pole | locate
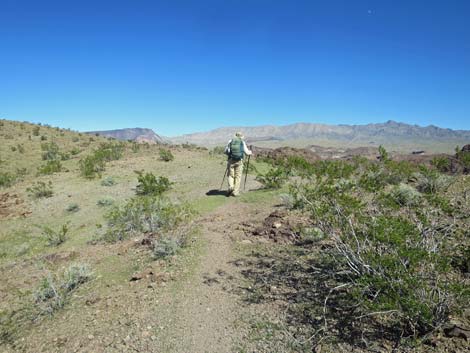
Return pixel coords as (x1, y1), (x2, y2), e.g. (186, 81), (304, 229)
(219, 164), (229, 191)
(243, 150), (252, 191)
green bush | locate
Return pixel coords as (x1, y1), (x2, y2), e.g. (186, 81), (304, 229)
(41, 141), (60, 160)
(37, 160), (62, 175)
(41, 223), (69, 246)
(27, 181), (54, 198)
(79, 154), (106, 179)
(135, 171), (172, 196)
(159, 148), (174, 162)
(131, 142), (140, 153)
(33, 263), (92, 315)
(431, 156), (451, 173)
(79, 142), (124, 179)
(285, 160), (467, 341)
(256, 166), (289, 189)
(0, 172), (16, 188)
(414, 167), (452, 194)
(70, 147), (81, 156)
(100, 196), (193, 243)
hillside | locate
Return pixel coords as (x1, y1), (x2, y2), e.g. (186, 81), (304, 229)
(172, 120), (470, 152)
(1, 119), (469, 353)
(87, 128), (168, 144)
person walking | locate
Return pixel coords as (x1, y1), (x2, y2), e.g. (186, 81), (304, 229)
(224, 132), (252, 196)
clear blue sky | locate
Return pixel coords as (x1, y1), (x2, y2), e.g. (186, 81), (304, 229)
(1, 0), (469, 136)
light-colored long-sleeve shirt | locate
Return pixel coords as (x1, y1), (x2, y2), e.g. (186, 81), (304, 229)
(225, 139), (252, 156)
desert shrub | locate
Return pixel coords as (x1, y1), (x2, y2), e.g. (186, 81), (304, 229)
(131, 142), (140, 153)
(10, 146), (16, 152)
(256, 166), (289, 189)
(135, 171), (172, 196)
(94, 142), (125, 162)
(389, 183), (422, 206)
(97, 198), (115, 207)
(455, 148), (470, 172)
(40, 135), (47, 141)
(70, 147), (81, 155)
(33, 263), (92, 315)
(41, 223), (69, 246)
(79, 154), (106, 179)
(0, 172), (16, 188)
(152, 236), (181, 259)
(159, 148), (174, 162)
(284, 161), (467, 342)
(79, 142), (124, 179)
(32, 126), (40, 136)
(41, 141), (60, 160)
(72, 136), (79, 142)
(282, 156), (315, 176)
(37, 160), (62, 175)
(27, 181), (53, 198)
(65, 203), (80, 213)
(378, 144), (390, 162)
(210, 146), (226, 155)
(100, 176), (116, 186)
(414, 167), (452, 194)
(431, 156), (451, 173)
(17, 144), (25, 153)
(100, 196), (193, 243)
(59, 152), (71, 160)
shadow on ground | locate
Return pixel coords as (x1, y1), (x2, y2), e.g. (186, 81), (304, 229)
(227, 244), (404, 352)
(206, 189), (228, 196)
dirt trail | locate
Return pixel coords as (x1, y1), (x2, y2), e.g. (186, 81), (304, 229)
(154, 200), (265, 352)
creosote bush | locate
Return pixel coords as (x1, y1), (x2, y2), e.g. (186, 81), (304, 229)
(79, 142), (124, 179)
(159, 148), (174, 162)
(27, 181), (53, 198)
(0, 172), (16, 188)
(41, 223), (69, 246)
(256, 166), (289, 189)
(135, 170), (172, 196)
(37, 160), (62, 175)
(280, 154), (469, 344)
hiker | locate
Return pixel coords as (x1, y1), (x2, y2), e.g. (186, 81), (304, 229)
(225, 132), (252, 196)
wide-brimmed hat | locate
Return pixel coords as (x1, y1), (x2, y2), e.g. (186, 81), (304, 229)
(235, 131), (244, 138)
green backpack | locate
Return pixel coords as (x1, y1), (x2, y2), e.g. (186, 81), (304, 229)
(229, 137), (244, 161)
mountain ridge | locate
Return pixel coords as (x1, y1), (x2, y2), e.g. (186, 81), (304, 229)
(86, 128), (169, 144)
(171, 120), (470, 146)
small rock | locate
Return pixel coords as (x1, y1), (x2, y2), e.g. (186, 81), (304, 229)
(273, 222), (282, 229)
(88, 334), (94, 340)
(240, 239), (252, 244)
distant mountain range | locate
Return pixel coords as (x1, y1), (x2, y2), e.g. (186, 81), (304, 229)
(172, 121), (470, 147)
(87, 128), (168, 144)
